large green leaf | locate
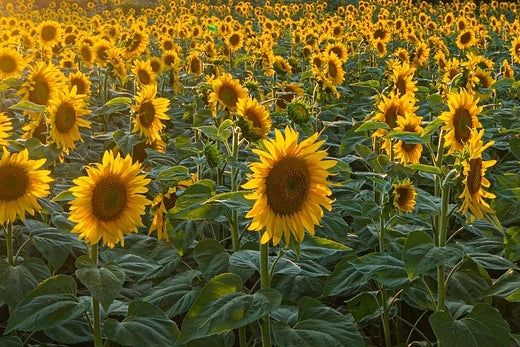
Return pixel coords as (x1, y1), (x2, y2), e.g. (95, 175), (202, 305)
(5, 275), (89, 333)
(430, 303), (512, 347)
(193, 238), (230, 281)
(9, 100), (47, 113)
(104, 300), (180, 347)
(178, 273), (282, 344)
(30, 227), (73, 271)
(75, 256), (125, 311)
(403, 231), (462, 280)
(95, 96), (132, 115)
(0, 259), (40, 307)
(0, 336), (22, 347)
(272, 297), (365, 347)
(142, 270), (201, 318)
(44, 314), (92, 344)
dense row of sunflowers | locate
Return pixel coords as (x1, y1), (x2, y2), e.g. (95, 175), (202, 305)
(0, 0), (519, 345)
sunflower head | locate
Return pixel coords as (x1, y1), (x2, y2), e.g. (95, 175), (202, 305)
(132, 59), (157, 87)
(392, 178), (417, 214)
(131, 84), (170, 144)
(242, 126), (336, 246)
(0, 149), (53, 224)
(207, 73), (248, 111)
(68, 150), (151, 248)
(0, 47), (27, 79)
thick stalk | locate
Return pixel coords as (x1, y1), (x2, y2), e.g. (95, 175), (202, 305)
(90, 243), (103, 347)
(378, 190), (391, 347)
(5, 223), (14, 266)
(260, 242), (271, 346)
(230, 129), (240, 252)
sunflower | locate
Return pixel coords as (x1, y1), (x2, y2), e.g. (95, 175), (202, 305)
(68, 70), (91, 98)
(325, 42), (348, 63)
(131, 84), (170, 144)
(38, 20), (62, 49)
(323, 52), (345, 85)
(47, 87), (91, 154)
(122, 27), (149, 59)
(242, 126), (336, 246)
(148, 56), (164, 75)
(68, 151), (151, 248)
(187, 52), (203, 76)
(392, 178), (417, 213)
(413, 42), (429, 67)
(456, 29), (476, 50)
(18, 61), (64, 107)
(78, 40), (94, 67)
(458, 129), (496, 221)
(511, 37), (520, 64)
(226, 31), (244, 52)
(501, 59), (514, 79)
(0, 149), (53, 224)
(393, 113), (423, 165)
(149, 174), (197, 242)
(372, 92), (418, 154)
(0, 113), (12, 147)
(275, 81), (305, 111)
(439, 89), (482, 155)
(207, 73), (248, 111)
(0, 47), (27, 79)
(93, 39), (111, 67)
(162, 49), (180, 70)
(391, 61), (417, 98)
(132, 59), (156, 87)
(236, 97), (271, 142)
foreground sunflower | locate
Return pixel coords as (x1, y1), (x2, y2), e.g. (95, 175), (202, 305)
(47, 87), (91, 154)
(242, 126), (336, 246)
(439, 88), (482, 155)
(131, 84), (170, 144)
(68, 150), (151, 248)
(458, 129), (496, 221)
(0, 149), (53, 224)
(392, 178), (417, 213)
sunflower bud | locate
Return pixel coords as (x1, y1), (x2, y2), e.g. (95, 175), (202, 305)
(204, 142), (222, 168)
(286, 100), (311, 125)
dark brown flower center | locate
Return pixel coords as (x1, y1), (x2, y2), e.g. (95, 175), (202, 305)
(139, 101), (156, 127)
(0, 164), (29, 202)
(91, 176), (127, 222)
(229, 33), (240, 47)
(396, 76), (407, 97)
(70, 78), (86, 95)
(385, 105), (399, 129)
(0, 55), (16, 73)
(41, 25), (57, 42)
(328, 60), (338, 78)
(453, 107), (473, 144)
(460, 31), (472, 45)
(467, 157), (482, 197)
(265, 156), (310, 216)
(29, 75), (50, 106)
(137, 69), (152, 85)
(55, 102), (76, 133)
(395, 186), (413, 208)
(219, 85), (238, 108)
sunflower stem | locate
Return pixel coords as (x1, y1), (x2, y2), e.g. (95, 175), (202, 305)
(230, 128), (240, 252)
(90, 243), (103, 347)
(5, 223), (14, 266)
(378, 192), (391, 347)
(259, 242), (272, 347)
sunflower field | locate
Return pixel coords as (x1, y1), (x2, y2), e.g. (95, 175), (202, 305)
(1, 0), (520, 346)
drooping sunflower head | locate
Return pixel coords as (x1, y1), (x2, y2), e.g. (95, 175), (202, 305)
(0, 46), (27, 79)
(242, 126), (337, 246)
(392, 178), (417, 214)
(149, 174), (198, 242)
(207, 73), (248, 111)
(458, 128), (496, 221)
(68, 150), (151, 248)
(439, 88), (482, 155)
(47, 86), (91, 154)
(236, 97), (271, 142)
(131, 84), (170, 144)
(0, 148), (53, 225)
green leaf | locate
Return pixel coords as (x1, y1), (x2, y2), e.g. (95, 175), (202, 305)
(9, 100), (47, 113)
(403, 231), (462, 280)
(272, 297), (364, 347)
(0, 336), (23, 347)
(429, 303), (512, 347)
(167, 180), (222, 220)
(51, 190), (75, 202)
(482, 273), (520, 299)
(385, 131), (425, 144)
(104, 300), (180, 347)
(0, 260), (39, 307)
(5, 275), (89, 333)
(44, 315), (92, 344)
(103, 252), (159, 281)
(405, 164), (442, 175)
(354, 121), (389, 132)
(30, 227), (73, 270)
(142, 270), (201, 318)
(193, 239), (230, 281)
(509, 136), (520, 160)
(178, 273), (282, 344)
(468, 253), (518, 271)
(95, 96), (132, 115)
(75, 256), (125, 311)
(155, 165), (190, 181)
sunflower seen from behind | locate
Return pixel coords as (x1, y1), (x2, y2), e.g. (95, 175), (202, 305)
(458, 128), (496, 221)
(68, 150), (151, 248)
(131, 84), (170, 144)
(0, 149), (53, 225)
(47, 87), (91, 154)
(439, 88), (482, 155)
(242, 126), (336, 246)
